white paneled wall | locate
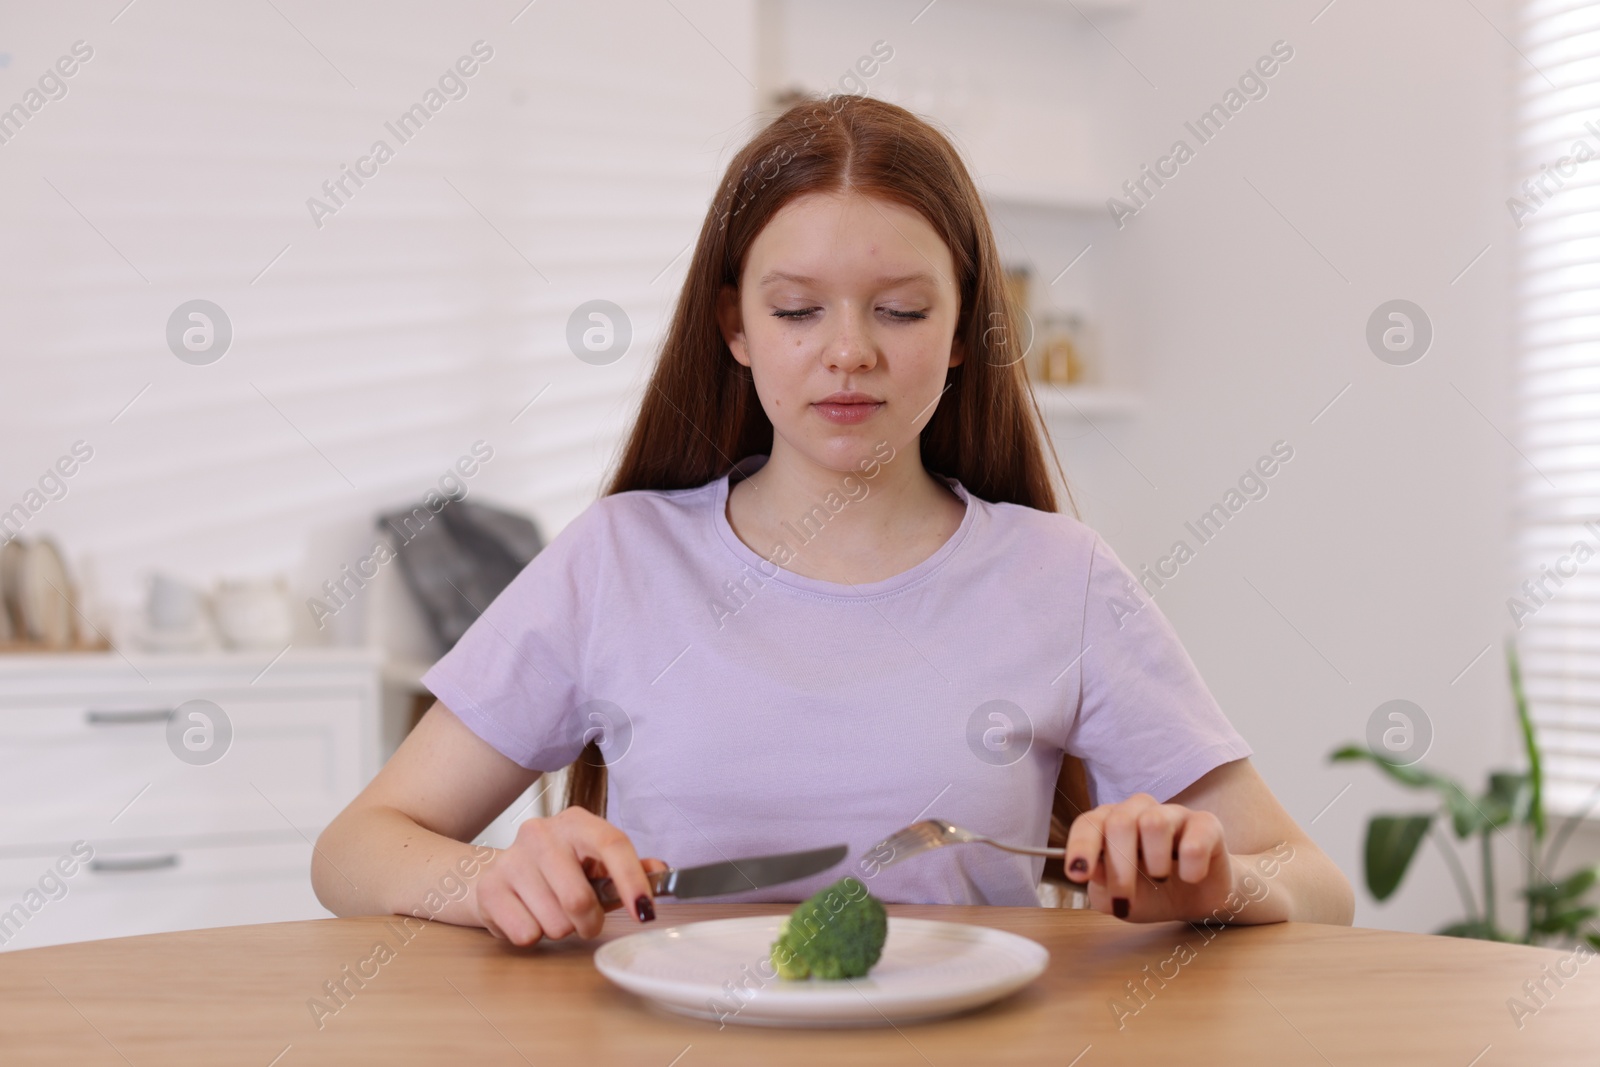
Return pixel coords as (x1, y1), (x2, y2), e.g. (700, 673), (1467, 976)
(0, 0), (756, 641)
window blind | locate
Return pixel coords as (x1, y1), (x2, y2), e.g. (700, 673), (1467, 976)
(1513, 0), (1600, 813)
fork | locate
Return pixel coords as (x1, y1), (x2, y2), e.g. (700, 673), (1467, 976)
(865, 819), (1087, 908)
(866, 819), (1066, 870)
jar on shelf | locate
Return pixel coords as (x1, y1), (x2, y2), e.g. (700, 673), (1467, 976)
(1035, 311), (1094, 384)
(1002, 264), (1032, 317)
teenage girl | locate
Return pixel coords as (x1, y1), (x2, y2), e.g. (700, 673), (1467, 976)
(313, 94), (1355, 943)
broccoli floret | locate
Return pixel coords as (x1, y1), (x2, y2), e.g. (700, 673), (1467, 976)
(770, 876), (887, 980)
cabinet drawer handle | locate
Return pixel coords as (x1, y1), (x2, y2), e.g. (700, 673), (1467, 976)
(85, 709), (176, 725)
(88, 854), (180, 873)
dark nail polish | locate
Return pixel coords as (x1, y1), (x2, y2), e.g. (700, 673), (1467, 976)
(1112, 897), (1129, 919)
(635, 895), (655, 923)
(1068, 857), (1088, 875)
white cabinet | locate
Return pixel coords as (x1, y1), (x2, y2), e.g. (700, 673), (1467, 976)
(0, 649), (412, 950)
(0, 842), (318, 952)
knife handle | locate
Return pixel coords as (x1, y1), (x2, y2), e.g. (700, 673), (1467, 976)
(590, 868), (672, 911)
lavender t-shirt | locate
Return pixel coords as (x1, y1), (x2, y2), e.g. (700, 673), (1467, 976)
(421, 454), (1251, 906)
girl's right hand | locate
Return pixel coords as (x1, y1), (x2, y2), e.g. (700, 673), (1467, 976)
(473, 806), (667, 945)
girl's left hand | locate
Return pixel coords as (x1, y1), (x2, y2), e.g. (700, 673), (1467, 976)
(1063, 793), (1236, 922)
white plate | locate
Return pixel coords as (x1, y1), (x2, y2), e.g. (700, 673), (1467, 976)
(0, 543), (11, 642)
(594, 915), (1048, 1028)
(21, 539), (74, 647)
(0, 539), (24, 640)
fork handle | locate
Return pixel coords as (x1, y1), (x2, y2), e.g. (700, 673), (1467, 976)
(989, 843), (1067, 859)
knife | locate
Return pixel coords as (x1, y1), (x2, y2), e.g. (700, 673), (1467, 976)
(589, 843), (848, 910)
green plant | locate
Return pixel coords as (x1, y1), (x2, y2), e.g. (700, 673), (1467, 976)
(1329, 641), (1600, 947)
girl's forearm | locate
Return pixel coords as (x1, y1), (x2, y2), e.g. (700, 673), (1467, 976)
(312, 804), (497, 928)
(1221, 840), (1355, 926)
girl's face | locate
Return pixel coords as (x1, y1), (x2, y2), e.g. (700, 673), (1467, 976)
(718, 191), (964, 475)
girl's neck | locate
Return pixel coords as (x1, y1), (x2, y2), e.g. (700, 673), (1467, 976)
(726, 439), (966, 584)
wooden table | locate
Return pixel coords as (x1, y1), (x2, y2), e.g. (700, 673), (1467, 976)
(1, 904), (1594, 1065)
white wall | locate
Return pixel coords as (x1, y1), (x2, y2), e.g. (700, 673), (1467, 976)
(0, 0), (755, 651)
(1072, 0), (1531, 932)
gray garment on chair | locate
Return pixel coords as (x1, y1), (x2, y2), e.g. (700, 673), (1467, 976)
(378, 498), (544, 652)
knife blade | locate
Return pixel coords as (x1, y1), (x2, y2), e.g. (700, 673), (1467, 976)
(590, 843), (847, 910)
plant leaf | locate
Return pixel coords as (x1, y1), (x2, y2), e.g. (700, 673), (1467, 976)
(1479, 772), (1528, 831)
(1442, 787), (1492, 838)
(1524, 864), (1599, 904)
(1330, 747), (1484, 836)
(1532, 906), (1600, 935)
(1437, 919), (1503, 941)
(1508, 640), (1546, 839)
(1365, 814), (1434, 901)
(1331, 745), (1435, 787)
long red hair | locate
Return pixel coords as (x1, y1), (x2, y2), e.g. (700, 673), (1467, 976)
(566, 93), (1087, 872)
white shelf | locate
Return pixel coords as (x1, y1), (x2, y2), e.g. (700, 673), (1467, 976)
(1032, 385), (1141, 421)
(0, 645), (384, 683)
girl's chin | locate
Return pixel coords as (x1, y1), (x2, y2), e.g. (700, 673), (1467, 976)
(773, 432), (900, 473)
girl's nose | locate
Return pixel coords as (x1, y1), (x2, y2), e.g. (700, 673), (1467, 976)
(824, 307), (877, 374)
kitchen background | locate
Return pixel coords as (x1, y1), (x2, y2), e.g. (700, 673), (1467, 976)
(1, 0), (1585, 947)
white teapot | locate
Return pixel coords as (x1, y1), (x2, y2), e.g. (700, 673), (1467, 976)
(210, 576), (294, 650)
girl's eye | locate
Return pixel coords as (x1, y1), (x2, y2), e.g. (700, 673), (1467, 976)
(770, 308), (929, 321)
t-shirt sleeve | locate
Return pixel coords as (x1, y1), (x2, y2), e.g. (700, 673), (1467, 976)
(1064, 533), (1252, 805)
(419, 501), (604, 771)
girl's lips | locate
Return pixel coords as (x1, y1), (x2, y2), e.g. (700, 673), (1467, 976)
(812, 401), (884, 424)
